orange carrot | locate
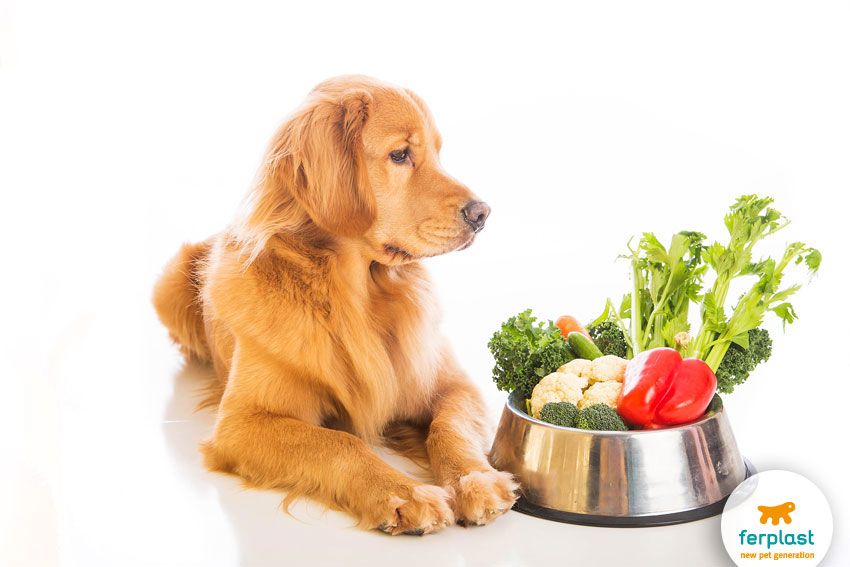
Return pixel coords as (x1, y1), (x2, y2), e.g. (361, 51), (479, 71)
(555, 315), (592, 341)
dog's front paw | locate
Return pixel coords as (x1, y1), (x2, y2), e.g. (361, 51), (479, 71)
(366, 484), (455, 536)
(450, 469), (518, 527)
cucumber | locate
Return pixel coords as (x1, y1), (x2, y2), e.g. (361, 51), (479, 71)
(568, 331), (604, 360)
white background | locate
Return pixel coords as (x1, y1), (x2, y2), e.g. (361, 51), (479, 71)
(1, 1), (848, 566)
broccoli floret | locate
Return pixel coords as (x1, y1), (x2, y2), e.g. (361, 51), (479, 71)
(574, 404), (628, 431)
(488, 309), (577, 398)
(587, 321), (630, 358)
(715, 328), (773, 394)
(539, 402), (579, 427)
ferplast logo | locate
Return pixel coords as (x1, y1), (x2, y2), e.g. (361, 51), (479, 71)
(721, 471), (833, 566)
(738, 501), (814, 555)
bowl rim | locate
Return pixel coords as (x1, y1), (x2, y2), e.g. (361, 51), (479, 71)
(506, 389), (722, 435)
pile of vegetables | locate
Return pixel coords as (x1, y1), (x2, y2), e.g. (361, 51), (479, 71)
(488, 195), (820, 431)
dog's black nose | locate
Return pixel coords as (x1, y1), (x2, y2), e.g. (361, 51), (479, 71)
(461, 201), (491, 232)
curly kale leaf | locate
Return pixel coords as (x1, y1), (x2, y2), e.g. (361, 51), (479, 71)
(715, 327), (773, 393)
(488, 309), (576, 398)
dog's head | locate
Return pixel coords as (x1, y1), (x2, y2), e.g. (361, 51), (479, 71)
(249, 75), (489, 265)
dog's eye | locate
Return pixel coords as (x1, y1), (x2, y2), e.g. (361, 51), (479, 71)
(389, 149), (409, 164)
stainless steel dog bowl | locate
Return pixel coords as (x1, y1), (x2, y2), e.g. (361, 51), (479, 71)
(489, 390), (755, 527)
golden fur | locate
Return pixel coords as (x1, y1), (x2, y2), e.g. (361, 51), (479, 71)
(153, 75), (517, 535)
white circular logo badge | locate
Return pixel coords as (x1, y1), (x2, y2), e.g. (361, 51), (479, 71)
(721, 470), (833, 566)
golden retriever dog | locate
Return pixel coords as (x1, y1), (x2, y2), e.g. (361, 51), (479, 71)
(153, 75), (518, 535)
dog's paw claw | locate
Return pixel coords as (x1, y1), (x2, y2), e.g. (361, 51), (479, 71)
(450, 469), (519, 527)
(369, 485), (454, 536)
(377, 522), (398, 534)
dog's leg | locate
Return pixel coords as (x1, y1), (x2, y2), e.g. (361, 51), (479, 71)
(201, 359), (454, 535)
(426, 349), (519, 526)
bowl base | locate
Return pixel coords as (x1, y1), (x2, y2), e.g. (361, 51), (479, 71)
(512, 457), (756, 528)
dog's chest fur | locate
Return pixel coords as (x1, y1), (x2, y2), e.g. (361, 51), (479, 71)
(332, 259), (444, 434)
(210, 238), (444, 439)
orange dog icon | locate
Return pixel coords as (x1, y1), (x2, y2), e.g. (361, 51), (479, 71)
(757, 502), (795, 525)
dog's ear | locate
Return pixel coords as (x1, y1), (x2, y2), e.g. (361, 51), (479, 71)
(268, 89), (376, 237)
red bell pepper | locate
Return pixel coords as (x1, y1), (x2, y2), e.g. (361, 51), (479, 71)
(617, 347), (717, 429)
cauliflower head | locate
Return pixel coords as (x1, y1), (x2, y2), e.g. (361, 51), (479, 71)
(556, 359), (592, 387)
(530, 372), (584, 418)
(578, 380), (623, 410)
(587, 355), (628, 384)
